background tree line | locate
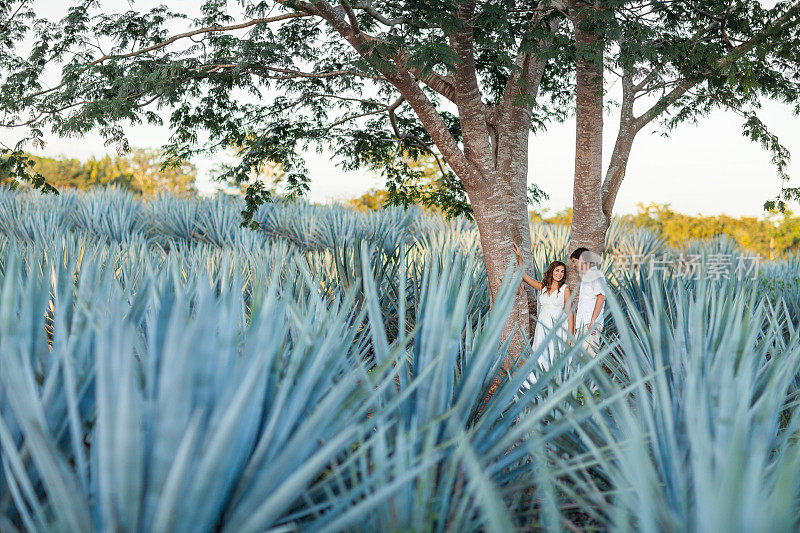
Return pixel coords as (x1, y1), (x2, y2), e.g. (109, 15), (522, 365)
(623, 204), (800, 259)
(538, 204), (800, 259)
(5, 142), (797, 259)
(352, 189), (800, 259)
(0, 148), (197, 196)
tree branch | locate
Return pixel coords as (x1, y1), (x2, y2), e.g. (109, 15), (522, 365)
(339, 0), (360, 36)
(322, 97), (399, 131)
(244, 64), (382, 80)
(94, 13), (311, 64)
(449, 1), (493, 174)
(415, 69), (457, 102)
(601, 67), (636, 219)
(633, 2), (800, 131)
(601, 2), (800, 219)
(499, 4), (559, 110)
(309, 0), (482, 186)
(26, 12), (312, 101)
(386, 96), (406, 138)
(390, 50), (457, 102)
(354, 1), (406, 26)
(632, 77), (700, 131)
(0, 0), (29, 35)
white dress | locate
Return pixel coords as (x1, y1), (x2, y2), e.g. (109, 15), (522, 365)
(528, 285), (569, 383)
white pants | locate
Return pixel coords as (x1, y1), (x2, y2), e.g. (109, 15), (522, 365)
(578, 325), (602, 357)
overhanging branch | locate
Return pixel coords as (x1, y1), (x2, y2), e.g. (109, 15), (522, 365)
(26, 12), (313, 101)
(354, 1), (406, 26)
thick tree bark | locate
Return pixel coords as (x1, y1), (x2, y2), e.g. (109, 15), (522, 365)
(315, 0), (556, 376)
(496, 111), (539, 336)
(391, 66), (530, 371)
(468, 179), (530, 372)
(447, 1), (531, 372)
(494, 54), (549, 336)
(601, 70), (636, 222)
(568, 1), (607, 284)
(601, 135), (633, 221)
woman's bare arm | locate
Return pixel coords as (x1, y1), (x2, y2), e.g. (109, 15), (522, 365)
(522, 273), (544, 290)
(512, 243), (543, 290)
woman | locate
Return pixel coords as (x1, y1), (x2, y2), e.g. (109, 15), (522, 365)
(512, 243), (575, 384)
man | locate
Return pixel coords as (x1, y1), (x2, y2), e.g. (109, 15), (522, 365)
(570, 247), (606, 357)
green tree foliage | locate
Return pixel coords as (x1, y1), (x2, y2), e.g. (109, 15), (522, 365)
(6, 1), (797, 224)
(1, 148), (197, 195)
(382, 151), (471, 219)
(347, 188), (389, 212)
(623, 203), (800, 259)
(532, 207), (574, 227)
(214, 158), (286, 197)
(346, 152), (473, 218)
(0, 150), (58, 193)
(351, 153), (546, 218)
(126, 148), (198, 195)
(533, 204), (800, 258)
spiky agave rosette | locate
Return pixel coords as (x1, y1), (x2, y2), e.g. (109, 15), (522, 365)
(0, 188), (798, 532)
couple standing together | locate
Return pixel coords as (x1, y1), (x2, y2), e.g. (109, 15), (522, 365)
(512, 245), (606, 384)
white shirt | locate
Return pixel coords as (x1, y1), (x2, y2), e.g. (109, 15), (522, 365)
(576, 267), (606, 328)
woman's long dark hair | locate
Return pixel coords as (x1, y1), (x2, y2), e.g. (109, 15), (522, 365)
(541, 261), (567, 293)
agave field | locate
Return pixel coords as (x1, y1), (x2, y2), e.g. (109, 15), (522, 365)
(0, 187), (799, 532)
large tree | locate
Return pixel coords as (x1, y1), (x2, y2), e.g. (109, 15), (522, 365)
(3, 0), (567, 361)
(566, 0), (800, 256)
(2, 0), (800, 367)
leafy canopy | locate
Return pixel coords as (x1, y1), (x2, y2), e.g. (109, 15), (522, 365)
(1, 0), (799, 224)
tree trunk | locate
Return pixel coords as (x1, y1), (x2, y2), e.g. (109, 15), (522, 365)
(568, 2), (607, 287)
(493, 43), (552, 337)
(602, 133), (634, 222)
(446, 0), (531, 373)
(317, 0), (549, 394)
(494, 109), (538, 337)
(465, 176), (530, 374)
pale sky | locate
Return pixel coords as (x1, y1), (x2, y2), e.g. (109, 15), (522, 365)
(2, 0), (798, 218)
